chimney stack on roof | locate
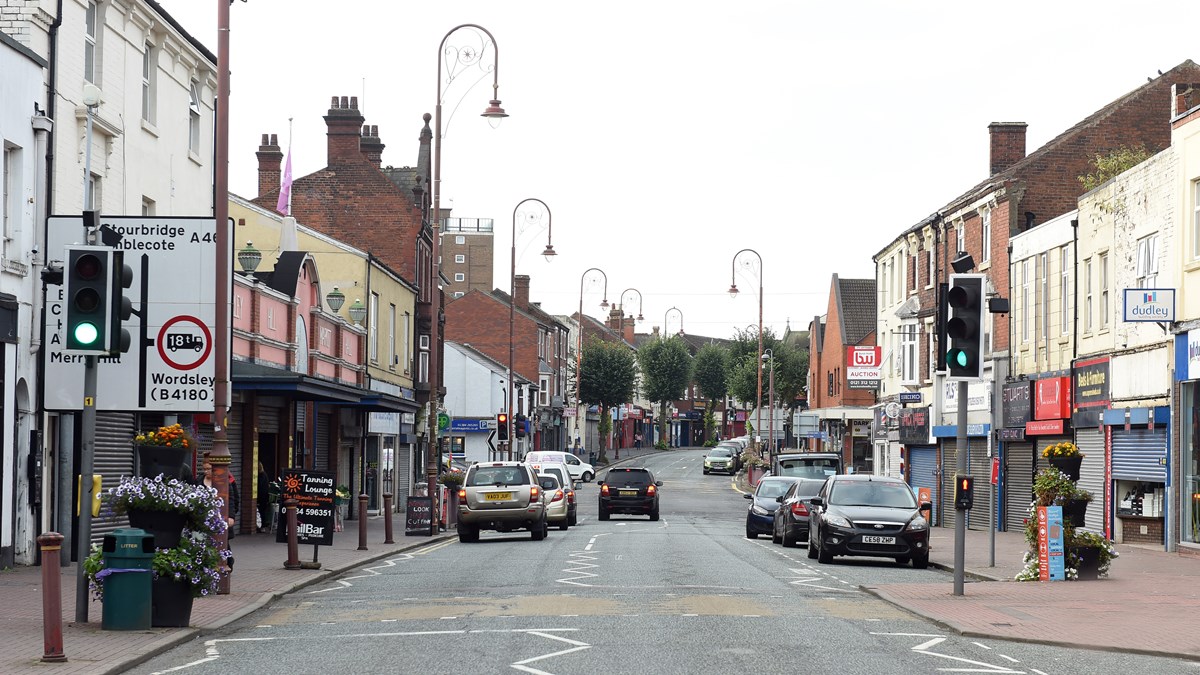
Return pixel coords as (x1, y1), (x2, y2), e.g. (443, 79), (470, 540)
(360, 125), (385, 167)
(988, 122), (1027, 176)
(325, 96), (365, 165)
(256, 133), (283, 199)
(513, 275), (531, 312)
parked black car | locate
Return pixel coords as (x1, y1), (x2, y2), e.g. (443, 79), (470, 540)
(744, 476), (801, 539)
(598, 468), (661, 521)
(808, 474), (931, 568)
(771, 478), (827, 547)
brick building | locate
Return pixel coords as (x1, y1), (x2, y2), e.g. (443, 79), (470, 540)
(805, 275), (878, 473)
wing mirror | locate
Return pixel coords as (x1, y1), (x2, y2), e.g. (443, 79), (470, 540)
(655, 481), (663, 487)
(775, 496), (783, 504)
(744, 493), (753, 500)
(810, 497), (824, 507)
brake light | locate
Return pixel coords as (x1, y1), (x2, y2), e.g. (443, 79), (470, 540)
(457, 488), (467, 501)
(551, 489), (564, 503)
(567, 490), (576, 504)
(791, 501), (809, 517)
(647, 484), (657, 496)
(601, 484), (610, 496)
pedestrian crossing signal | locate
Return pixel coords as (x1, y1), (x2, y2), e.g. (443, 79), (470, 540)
(954, 475), (974, 511)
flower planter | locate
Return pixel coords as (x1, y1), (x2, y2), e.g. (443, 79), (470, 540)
(150, 576), (195, 627)
(1062, 499), (1089, 527)
(1048, 455), (1082, 481)
(1068, 545), (1102, 581)
(135, 444), (191, 481)
(126, 508), (187, 550)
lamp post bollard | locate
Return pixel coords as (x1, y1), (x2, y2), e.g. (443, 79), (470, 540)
(357, 494), (369, 551)
(38, 532), (67, 663)
(383, 492), (394, 544)
(283, 498), (301, 570)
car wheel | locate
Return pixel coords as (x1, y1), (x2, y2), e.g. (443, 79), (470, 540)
(782, 528), (794, 548)
(817, 531), (833, 564)
(703, 468), (710, 475)
(559, 519), (569, 531)
(457, 524), (478, 543)
(568, 514), (577, 527)
(650, 509), (660, 522)
(772, 527), (782, 544)
(745, 525), (757, 539)
(895, 556), (910, 566)
(581, 471), (594, 483)
(598, 508), (610, 521)
(807, 535), (818, 559)
(531, 519), (547, 541)
(912, 555), (929, 570)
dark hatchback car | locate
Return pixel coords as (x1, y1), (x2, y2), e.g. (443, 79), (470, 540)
(771, 478), (827, 547)
(744, 476), (801, 539)
(598, 468), (661, 521)
(808, 475), (931, 568)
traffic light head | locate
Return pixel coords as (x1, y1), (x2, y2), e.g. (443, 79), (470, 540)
(954, 475), (975, 511)
(110, 252), (134, 354)
(65, 246), (111, 354)
(497, 413), (509, 441)
(945, 273), (986, 380)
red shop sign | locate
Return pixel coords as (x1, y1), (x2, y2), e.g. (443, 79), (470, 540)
(1025, 419), (1065, 435)
(1034, 376), (1072, 420)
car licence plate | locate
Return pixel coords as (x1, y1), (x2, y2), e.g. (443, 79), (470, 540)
(619, 490), (638, 497)
(484, 492), (512, 502)
(861, 535), (895, 545)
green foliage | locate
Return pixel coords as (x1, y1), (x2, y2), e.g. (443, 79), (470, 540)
(1078, 144), (1152, 192)
(692, 343), (729, 402)
(638, 337), (693, 445)
(579, 339), (637, 408)
(1016, 468), (1116, 581)
(703, 409), (716, 443)
(654, 440), (669, 450)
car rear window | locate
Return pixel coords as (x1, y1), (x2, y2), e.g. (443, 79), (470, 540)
(467, 466), (529, 487)
(542, 467), (569, 487)
(830, 480), (917, 508)
(710, 448), (733, 457)
(794, 479), (826, 497)
(605, 468), (652, 486)
(777, 458), (839, 479)
(526, 452), (565, 464)
(755, 478), (797, 498)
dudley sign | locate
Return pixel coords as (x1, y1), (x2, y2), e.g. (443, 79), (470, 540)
(43, 216), (223, 412)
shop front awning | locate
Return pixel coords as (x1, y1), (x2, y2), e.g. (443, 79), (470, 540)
(232, 360), (363, 403)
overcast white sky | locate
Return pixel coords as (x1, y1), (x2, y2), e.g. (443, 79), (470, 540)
(158, 0), (1197, 341)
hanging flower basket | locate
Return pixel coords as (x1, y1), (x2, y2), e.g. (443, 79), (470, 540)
(1048, 454), (1083, 481)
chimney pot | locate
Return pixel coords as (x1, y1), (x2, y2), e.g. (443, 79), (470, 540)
(255, 132), (284, 200)
(350, 96), (358, 110)
(330, 95), (338, 108)
(261, 133), (269, 145)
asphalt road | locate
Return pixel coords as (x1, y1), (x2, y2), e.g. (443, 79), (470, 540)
(130, 449), (1195, 674)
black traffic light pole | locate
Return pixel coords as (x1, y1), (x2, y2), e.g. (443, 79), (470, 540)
(946, 273), (985, 597)
(73, 212), (99, 623)
(954, 380), (967, 596)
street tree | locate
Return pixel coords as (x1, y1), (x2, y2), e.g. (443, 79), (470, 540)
(693, 342), (729, 442)
(638, 336), (692, 448)
(578, 338), (637, 463)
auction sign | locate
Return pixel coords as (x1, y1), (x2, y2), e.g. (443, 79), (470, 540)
(275, 469), (336, 546)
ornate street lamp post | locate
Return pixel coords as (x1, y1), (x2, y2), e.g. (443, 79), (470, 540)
(576, 268), (608, 450)
(428, 24), (508, 534)
(729, 248), (764, 452)
(508, 198), (555, 459)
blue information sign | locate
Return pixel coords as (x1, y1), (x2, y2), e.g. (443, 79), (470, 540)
(1046, 505), (1065, 581)
(899, 392), (923, 403)
(448, 418), (493, 433)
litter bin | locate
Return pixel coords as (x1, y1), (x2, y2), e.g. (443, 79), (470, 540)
(100, 528), (154, 631)
(588, 451), (596, 464)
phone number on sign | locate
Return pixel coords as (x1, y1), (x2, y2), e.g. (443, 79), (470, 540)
(150, 388), (210, 402)
(299, 508), (332, 518)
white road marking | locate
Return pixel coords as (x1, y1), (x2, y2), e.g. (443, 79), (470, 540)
(998, 654), (1020, 663)
(912, 637), (946, 651)
(973, 642), (992, 650)
(871, 632), (944, 637)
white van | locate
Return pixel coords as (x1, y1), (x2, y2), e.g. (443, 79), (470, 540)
(524, 451), (595, 482)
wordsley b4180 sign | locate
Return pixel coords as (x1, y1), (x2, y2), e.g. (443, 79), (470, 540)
(43, 216), (225, 412)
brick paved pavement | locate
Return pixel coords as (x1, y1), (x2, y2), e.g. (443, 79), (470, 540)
(4, 445), (1199, 673)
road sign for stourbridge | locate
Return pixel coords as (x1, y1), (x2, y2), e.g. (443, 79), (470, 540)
(43, 216), (222, 412)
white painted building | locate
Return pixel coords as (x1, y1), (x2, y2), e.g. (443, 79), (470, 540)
(0, 0), (215, 565)
(443, 341), (530, 464)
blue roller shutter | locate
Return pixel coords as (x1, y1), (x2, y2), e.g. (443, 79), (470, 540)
(1111, 428), (1167, 482)
(908, 446), (937, 526)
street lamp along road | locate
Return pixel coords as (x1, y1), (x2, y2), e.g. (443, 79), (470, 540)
(429, 23), (508, 535)
(663, 306), (683, 338)
(509, 199), (555, 459)
(576, 268), (608, 451)
(762, 348), (775, 458)
(619, 288), (644, 323)
(729, 248), (764, 453)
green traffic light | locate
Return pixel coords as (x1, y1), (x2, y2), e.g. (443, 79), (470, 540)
(73, 322), (100, 346)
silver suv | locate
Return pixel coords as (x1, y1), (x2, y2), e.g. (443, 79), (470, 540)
(457, 462), (548, 542)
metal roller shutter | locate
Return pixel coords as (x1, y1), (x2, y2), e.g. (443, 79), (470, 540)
(1075, 429), (1106, 532)
(940, 441), (958, 528)
(967, 439), (992, 531)
(316, 413), (332, 472)
(1004, 442), (1035, 532)
(259, 406), (281, 434)
(92, 412), (137, 542)
(1111, 428), (1167, 482)
(908, 446), (937, 526)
